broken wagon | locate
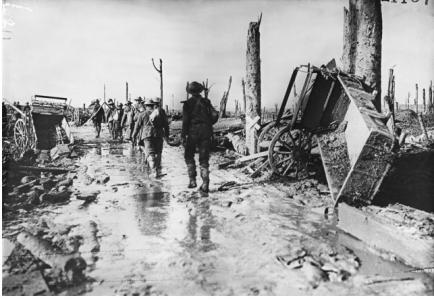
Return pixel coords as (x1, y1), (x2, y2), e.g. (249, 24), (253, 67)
(5, 95), (74, 158)
(261, 62), (395, 207)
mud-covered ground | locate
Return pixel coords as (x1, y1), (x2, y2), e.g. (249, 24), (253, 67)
(2, 125), (433, 296)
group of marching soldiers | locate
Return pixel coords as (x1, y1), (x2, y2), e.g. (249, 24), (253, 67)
(89, 81), (218, 194)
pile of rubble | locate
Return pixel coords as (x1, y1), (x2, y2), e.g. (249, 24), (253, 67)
(2, 143), (107, 295)
(2, 145), (80, 218)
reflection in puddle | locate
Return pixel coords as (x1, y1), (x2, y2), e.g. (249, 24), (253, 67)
(134, 188), (170, 236)
(183, 200), (216, 252)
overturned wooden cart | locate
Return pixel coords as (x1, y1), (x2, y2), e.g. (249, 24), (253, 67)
(4, 95), (74, 158)
(260, 62), (395, 207)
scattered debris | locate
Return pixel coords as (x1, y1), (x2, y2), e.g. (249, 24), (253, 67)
(16, 231), (87, 282)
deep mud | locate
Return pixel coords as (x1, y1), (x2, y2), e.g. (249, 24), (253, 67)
(2, 125), (433, 296)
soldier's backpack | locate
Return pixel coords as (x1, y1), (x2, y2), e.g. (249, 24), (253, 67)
(150, 108), (165, 128)
(209, 104), (219, 125)
(191, 96), (219, 125)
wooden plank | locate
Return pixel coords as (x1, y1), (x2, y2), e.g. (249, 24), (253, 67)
(250, 159), (269, 177)
(337, 203), (434, 268)
(336, 129), (394, 207)
(237, 151), (268, 162)
(316, 133), (351, 202)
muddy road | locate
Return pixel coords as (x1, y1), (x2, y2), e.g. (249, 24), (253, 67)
(3, 125), (433, 296)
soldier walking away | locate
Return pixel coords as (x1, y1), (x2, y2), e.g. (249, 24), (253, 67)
(91, 99), (105, 138)
(115, 103), (124, 140)
(133, 97), (143, 115)
(132, 99), (161, 178)
(121, 100), (135, 141)
(150, 98), (170, 177)
(106, 99), (118, 140)
(182, 81), (218, 194)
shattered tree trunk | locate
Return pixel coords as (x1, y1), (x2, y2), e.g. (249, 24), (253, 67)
(429, 81), (433, 113)
(219, 76), (232, 118)
(241, 78), (247, 114)
(126, 82), (128, 103)
(152, 58), (163, 107)
(422, 88), (426, 113)
(343, 0), (382, 111)
(245, 15), (262, 154)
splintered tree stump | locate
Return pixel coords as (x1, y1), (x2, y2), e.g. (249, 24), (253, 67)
(245, 14), (262, 154)
(343, 0), (382, 111)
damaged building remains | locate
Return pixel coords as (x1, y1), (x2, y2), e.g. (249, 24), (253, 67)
(2, 0), (433, 296)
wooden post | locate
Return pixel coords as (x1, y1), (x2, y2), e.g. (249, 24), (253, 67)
(219, 76), (232, 118)
(343, 0), (382, 111)
(202, 79), (209, 99)
(422, 88), (426, 113)
(152, 58), (163, 107)
(245, 13), (262, 154)
(342, 6), (355, 73)
(429, 81), (433, 113)
(407, 92), (410, 110)
(83, 104), (86, 110)
(415, 84), (419, 113)
(103, 84), (106, 102)
(241, 78), (247, 114)
(126, 82), (128, 103)
(395, 102), (399, 112)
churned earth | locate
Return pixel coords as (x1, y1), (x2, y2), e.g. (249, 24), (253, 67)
(2, 125), (433, 296)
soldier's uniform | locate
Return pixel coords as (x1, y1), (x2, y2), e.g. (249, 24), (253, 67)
(121, 101), (135, 141)
(132, 99), (162, 177)
(106, 99), (117, 140)
(91, 99), (105, 138)
(182, 81), (214, 193)
(115, 103), (124, 140)
(151, 98), (170, 176)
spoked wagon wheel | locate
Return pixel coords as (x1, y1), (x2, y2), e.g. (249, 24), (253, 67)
(14, 119), (28, 158)
(268, 127), (312, 178)
(257, 120), (289, 152)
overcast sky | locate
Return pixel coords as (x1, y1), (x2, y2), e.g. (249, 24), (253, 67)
(2, 0), (433, 110)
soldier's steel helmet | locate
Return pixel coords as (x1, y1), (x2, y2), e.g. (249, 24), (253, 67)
(108, 99), (114, 105)
(144, 99), (154, 106)
(186, 81), (204, 94)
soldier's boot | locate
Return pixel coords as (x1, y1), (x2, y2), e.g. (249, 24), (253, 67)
(187, 164), (197, 188)
(199, 167), (209, 193)
(148, 154), (157, 178)
(155, 153), (163, 178)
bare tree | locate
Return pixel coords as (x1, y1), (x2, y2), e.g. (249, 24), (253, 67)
(152, 58), (163, 106)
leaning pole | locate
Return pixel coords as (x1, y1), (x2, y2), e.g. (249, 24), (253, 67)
(245, 14), (262, 155)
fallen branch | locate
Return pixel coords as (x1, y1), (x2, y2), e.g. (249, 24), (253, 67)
(13, 179), (39, 194)
(250, 159), (269, 177)
(217, 151), (268, 169)
(17, 166), (73, 173)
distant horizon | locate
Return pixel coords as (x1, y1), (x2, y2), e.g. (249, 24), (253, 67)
(2, 0), (433, 110)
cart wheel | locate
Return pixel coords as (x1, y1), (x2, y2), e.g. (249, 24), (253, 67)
(268, 127), (312, 178)
(14, 119), (28, 157)
(257, 121), (289, 152)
